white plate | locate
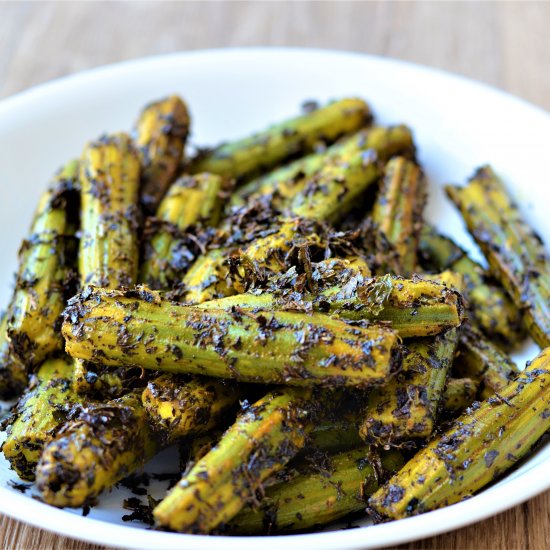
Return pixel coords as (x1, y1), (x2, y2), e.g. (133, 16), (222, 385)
(0, 48), (548, 549)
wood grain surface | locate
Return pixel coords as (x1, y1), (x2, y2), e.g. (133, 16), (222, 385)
(0, 2), (549, 549)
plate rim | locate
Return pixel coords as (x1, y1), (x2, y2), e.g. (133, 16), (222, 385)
(0, 46), (548, 549)
(0, 46), (548, 120)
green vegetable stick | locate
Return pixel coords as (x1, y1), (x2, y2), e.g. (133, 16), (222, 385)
(62, 287), (401, 388)
(369, 346), (550, 518)
(153, 387), (317, 532)
(446, 166), (549, 347)
(189, 98), (372, 182)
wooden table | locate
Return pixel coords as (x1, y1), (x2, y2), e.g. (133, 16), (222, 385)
(1, 2), (548, 549)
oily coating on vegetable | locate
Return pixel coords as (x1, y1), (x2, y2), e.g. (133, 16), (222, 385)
(142, 375), (244, 444)
(301, 389), (365, 454)
(1, 357), (82, 480)
(309, 419), (364, 454)
(79, 133), (141, 289)
(134, 95), (191, 213)
(182, 141), (386, 304)
(453, 324), (519, 399)
(288, 148), (381, 223)
(446, 166), (549, 347)
(153, 387), (319, 532)
(36, 391), (159, 507)
(183, 143), (384, 304)
(75, 132), (142, 397)
(182, 217), (302, 303)
(179, 429), (226, 473)
(274, 262), (464, 335)
(371, 157), (427, 276)
(369, 346), (550, 519)
(232, 125), (416, 210)
(359, 328), (458, 445)
(140, 173), (230, 289)
(202, 270), (465, 339)
(440, 377), (478, 414)
(7, 160), (80, 369)
(419, 225), (525, 347)
(62, 286), (402, 388)
(189, 98), (373, 182)
(228, 447), (404, 534)
(73, 359), (146, 400)
(321, 273), (462, 335)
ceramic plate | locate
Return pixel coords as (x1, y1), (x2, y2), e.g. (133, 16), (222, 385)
(0, 48), (548, 549)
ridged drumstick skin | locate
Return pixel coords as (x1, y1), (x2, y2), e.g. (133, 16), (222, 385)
(139, 168), (244, 458)
(232, 125), (415, 209)
(1, 163), (80, 476)
(453, 324), (519, 400)
(294, 269), (464, 336)
(62, 287), (401, 388)
(142, 374), (244, 444)
(36, 391), (159, 508)
(79, 133), (141, 289)
(72, 358), (148, 400)
(153, 387), (319, 533)
(178, 248), (231, 304)
(369, 346), (550, 519)
(288, 148), (381, 223)
(75, 132), (141, 397)
(201, 274), (464, 339)
(175, 393), (364, 485)
(182, 144), (384, 303)
(134, 95), (190, 213)
(228, 448), (404, 534)
(181, 430), (226, 471)
(419, 225), (525, 347)
(140, 173), (228, 289)
(7, 160), (79, 368)
(299, 389), (365, 454)
(185, 254), (370, 309)
(440, 377), (478, 414)
(1, 357), (81, 481)
(181, 217), (299, 303)
(359, 328), (458, 445)
(189, 98), (372, 182)
(446, 166), (549, 347)
(0, 313), (27, 400)
(420, 270), (465, 291)
(372, 157), (427, 275)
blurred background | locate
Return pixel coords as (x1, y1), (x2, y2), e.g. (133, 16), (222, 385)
(1, 2), (549, 550)
(1, 1), (549, 111)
